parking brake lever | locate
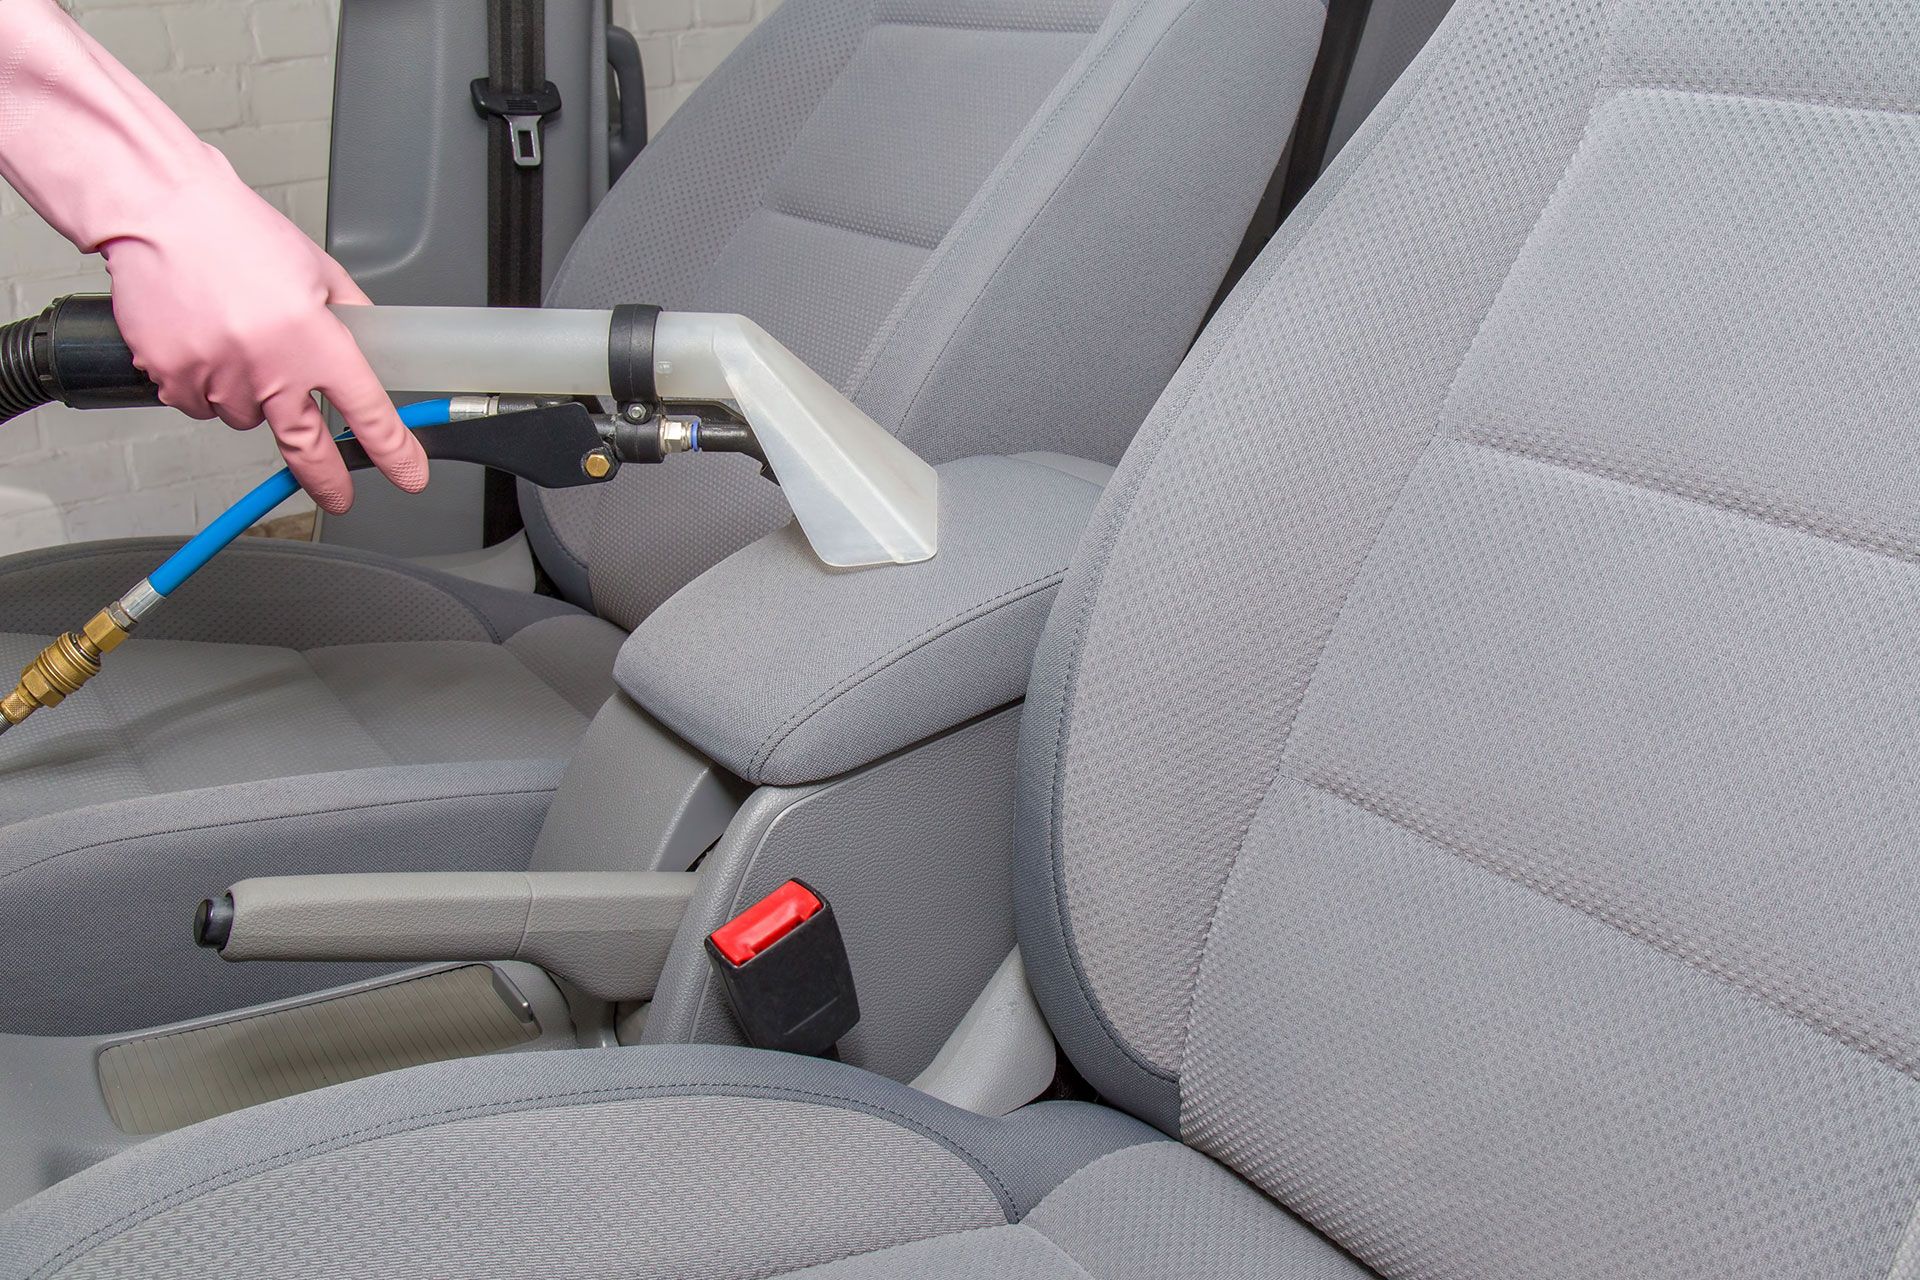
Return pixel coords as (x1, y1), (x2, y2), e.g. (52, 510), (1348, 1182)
(194, 870), (698, 1004)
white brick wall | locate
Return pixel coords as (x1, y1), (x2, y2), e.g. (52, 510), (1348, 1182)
(0, 0), (771, 557)
(0, 0), (343, 555)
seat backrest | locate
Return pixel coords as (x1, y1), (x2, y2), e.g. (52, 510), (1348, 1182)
(532, 0), (1326, 628)
(1015, 0), (1920, 1274)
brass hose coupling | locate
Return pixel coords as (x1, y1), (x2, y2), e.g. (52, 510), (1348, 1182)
(0, 606), (133, 734)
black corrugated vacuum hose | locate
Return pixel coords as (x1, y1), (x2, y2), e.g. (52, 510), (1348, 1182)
(0, 313), (50, 426)
(0, 295), (160, 428)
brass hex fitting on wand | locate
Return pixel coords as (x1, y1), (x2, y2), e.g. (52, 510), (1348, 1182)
(0, 607), (133, 734)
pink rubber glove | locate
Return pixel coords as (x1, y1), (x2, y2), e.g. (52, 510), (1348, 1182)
(0, 0), (426, 513)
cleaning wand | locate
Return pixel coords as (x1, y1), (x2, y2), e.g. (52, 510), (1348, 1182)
(0, 297), (938, 734)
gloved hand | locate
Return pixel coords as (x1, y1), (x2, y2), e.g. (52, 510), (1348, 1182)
(0, 0), (426, 513)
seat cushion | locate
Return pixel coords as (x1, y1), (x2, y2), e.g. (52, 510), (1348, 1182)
(0, 1044), (1363, 1280)
(0, 538), (625, 1035)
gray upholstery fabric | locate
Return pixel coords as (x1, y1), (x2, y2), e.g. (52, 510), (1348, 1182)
(0, 625), (617, 826)
(1010, 0), (1920, 1273)
(793, 1142), (1373, 1278)
(0, 1045), (1163, 1279)
(1021, 1143), (1366, 1279)
(622, 456), (1103, 785)
(0, 541), (623, 827)
(539, 0), (1325, 628)
(0, 540), (624, 1034)
(0, 537), (578, 648)
(0, 760), (566, 1035)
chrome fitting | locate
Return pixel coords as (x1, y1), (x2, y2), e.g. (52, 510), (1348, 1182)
(116, 578), (163, 623)
(659, 415), (699, 455)
(448, 394), (498, 422)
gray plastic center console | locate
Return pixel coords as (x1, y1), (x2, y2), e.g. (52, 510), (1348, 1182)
(617, 452), (1109, 1077)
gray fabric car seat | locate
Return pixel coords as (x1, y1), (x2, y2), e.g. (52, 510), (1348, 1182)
(0, 0), (1328, 1035)
(12, 0), (1920, 1274)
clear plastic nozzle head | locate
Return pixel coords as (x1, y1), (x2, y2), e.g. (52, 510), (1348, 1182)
(653, 313), (937, 568)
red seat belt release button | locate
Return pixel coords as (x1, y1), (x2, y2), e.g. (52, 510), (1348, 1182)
(709, 880), (822, 966)
(704, 878), (859, 1057)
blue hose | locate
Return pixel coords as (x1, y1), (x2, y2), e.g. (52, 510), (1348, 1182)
(147, 398), (453, 596)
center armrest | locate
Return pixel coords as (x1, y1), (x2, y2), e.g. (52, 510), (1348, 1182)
(619, 453), (1109, 786)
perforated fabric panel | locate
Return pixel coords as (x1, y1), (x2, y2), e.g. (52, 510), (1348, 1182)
(0, 631), (611, 826)
(790, 1142), (1376, 1278)
(1021, 1143), (1370, 1279)
(1184, 781), (1920, 1277)
(537, 0), (1321, 627)
(781, 1227), (1085, 1278)
(501, 614), (629, 716)
(1449, 85), (1920, 562)
(37, 1095), (1004, 1279)
(0, 1046), (1163, 1277)
(1019, 0), (1920, 1273)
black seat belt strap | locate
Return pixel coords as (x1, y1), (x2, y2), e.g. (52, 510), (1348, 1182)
(472, 0), (560, 542)
(1273, 0), (1374, 222)
(1204, 0), (1374, 321)
(476, 0), (557, 309)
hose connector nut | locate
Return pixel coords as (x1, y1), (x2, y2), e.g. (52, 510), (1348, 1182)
(658, 415), (697, 456)
(0, 608), (132, 733)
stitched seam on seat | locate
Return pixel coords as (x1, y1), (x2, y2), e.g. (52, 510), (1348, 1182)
(748, 569), (1067, 777)
(1011, 455), (1109, 490)
(503, 622), (617, 719)
(760, 199), (946, 251)
(75, 654), (158, 806)
(1288, 765), (1920, 1085)
(1617, 77), (1920, 120)
(1175, 68), (1626, 1096)
(0, 786), (558, 886)
(1012, 1138), (1170, 1224)
(32, 1084), (1020, 1276)
(1012, 1224), (1103, 1279)
(874, 16), (1102, 36)
(843, 0), (1163, 408)
(291, 649), (404, 766)
(685, 28), (872, 317)
(1459, 431), (1920, 568)
(1886, 1187), (1920, 1280)
(1873, 1189), (1920, 1280)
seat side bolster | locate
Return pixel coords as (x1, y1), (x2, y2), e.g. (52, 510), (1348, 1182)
(0, 1045), (1165, 1279)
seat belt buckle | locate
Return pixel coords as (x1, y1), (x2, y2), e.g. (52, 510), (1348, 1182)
(470, 79), (562, 168)
(704, 880), (860, 1056)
